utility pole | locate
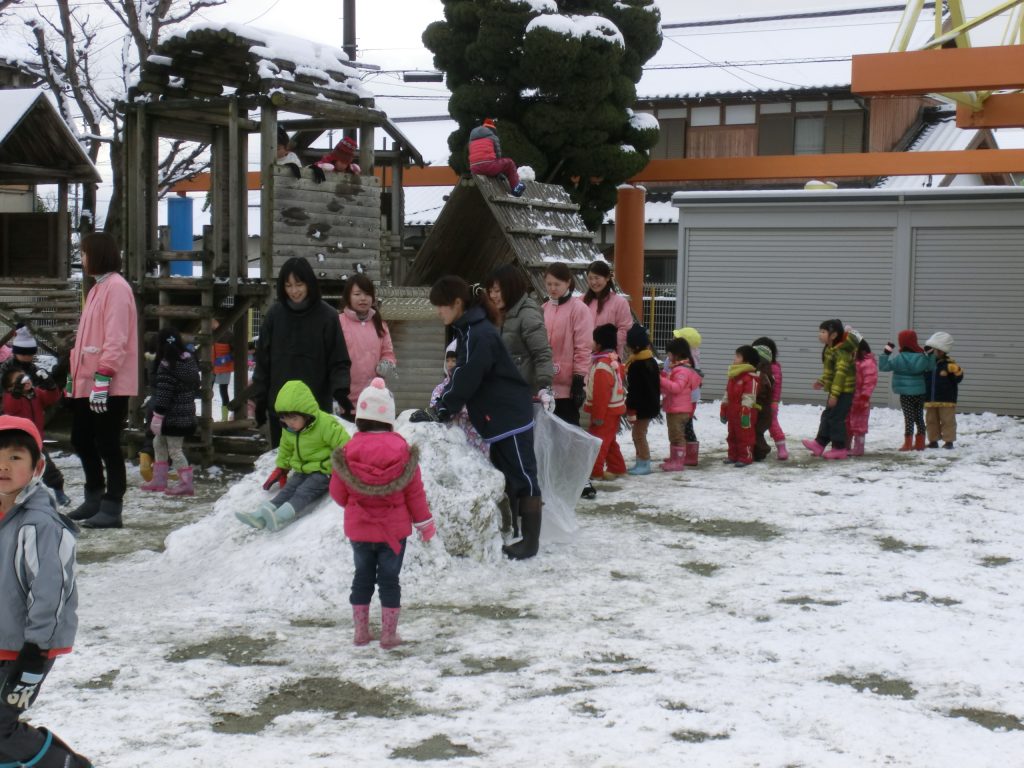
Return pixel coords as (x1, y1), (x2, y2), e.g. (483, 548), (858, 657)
(343, 0), (356, 62)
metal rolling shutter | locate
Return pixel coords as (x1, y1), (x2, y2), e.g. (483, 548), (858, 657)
(912, 227), (1024, 415)
(683, 228), (894, 405)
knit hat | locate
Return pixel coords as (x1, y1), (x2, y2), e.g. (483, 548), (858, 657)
(0, 414), (43, 450)
(356, 377), (395, 426)
(625, 324), (650, 351)
(11, 325), (36, 355)
(897, 329), (923, 353)
(753, 344), (772, 363)
(673, 326), (702, 348)
(593, 323), (617, 352)
(276, 126), (290, 148)
(924, 331), (953, 353)
(482, 118), (496, 129)
(335, 136), (357, 156)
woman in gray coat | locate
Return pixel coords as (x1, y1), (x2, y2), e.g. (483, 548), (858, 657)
(486, 265), (554, 398)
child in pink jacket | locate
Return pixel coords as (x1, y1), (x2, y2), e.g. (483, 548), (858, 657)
(752, 337), (787, 460)
(338, 275), (396, 399)
(330, 378), (435, 650)
(845, 335), (878, 456)
(659, 337), (702, 472)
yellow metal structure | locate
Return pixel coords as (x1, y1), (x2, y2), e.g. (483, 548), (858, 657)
(891, 0), (1024, 112)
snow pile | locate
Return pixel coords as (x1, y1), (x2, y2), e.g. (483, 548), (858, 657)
(628, 109), (659, 132)
(157, 415), (505, 614)
(518, 165), (537, 182)
(508, 0), (557, 12)
(526, 14), (625, 47)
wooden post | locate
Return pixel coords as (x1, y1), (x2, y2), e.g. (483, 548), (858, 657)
(359, 123), (374, 180)
(614, 185), (646, 318)
(228, 97), (243, 295)
(260, 105), (277, 292)
(56, 181), (68, 279)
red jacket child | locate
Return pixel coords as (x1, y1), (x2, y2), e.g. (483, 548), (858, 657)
(584, 325), (627, 478)
(720, 347), (762, 466)
(329, 430), (432, 555)
(2, 373), (62, 434)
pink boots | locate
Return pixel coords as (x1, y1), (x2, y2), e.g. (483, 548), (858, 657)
(380, 607), (402, 649)
(165, 466), (194, 496)
(684, 442), (699, 466)
(775, 440), (789, 460)
(802, 439), (825, 457)
(140, 461), (169, 492)
(352, 605), (371, 646)
(822, 448), (848, 460)
(660, 445), (686, 472)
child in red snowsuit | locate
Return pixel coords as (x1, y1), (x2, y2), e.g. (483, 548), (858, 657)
(585, 324), (627, 479)
(845, 334), (878, 456)
(720, 346), (762, 467)
(329, 378), (435, 650)
(2, 367), (68, 505)
(468, 118), (525, 196)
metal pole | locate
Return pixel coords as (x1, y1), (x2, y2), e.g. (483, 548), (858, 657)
(343, 0), (357, 62)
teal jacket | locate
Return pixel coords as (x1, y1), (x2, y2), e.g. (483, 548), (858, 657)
(274, 380), (350, 474)
(878, 350), (935, 396)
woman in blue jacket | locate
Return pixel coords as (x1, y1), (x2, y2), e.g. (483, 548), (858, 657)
(412, 276), (542, 560)
(878, 329), (935, 451)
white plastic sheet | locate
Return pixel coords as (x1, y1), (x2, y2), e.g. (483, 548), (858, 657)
(532, 404), (602, 543)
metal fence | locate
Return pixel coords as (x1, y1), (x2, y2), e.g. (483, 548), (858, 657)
(639, 283), (678, 354)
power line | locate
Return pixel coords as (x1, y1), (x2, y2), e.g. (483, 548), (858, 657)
(662, 3), (937, 30)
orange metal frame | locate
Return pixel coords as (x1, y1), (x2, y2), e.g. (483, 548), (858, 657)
(852, 46), (1024, 96)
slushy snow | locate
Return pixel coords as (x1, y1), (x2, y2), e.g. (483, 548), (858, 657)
(33, 403), (1024, 766)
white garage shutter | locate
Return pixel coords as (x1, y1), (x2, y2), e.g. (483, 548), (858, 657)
(684, 228), (894, 405)
(912, 227), (1024, 415)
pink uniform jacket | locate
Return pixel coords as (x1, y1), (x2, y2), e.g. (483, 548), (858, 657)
(660, 363), (702, 415)
(543, 297), (594, 399)
(339, 308), (396, 399)
(847, 352), (878, 436)
(585, 292), (633, 357)
(330, 431), (432, 555)
(70, 272), (139, 398)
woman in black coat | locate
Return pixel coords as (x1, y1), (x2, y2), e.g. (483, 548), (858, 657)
(252, 258), (351, 447)
(414, 276), (543, 560)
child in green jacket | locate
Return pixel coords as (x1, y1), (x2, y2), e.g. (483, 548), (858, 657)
(803, 319), (859, 460)
(878, 329), (936, 451)
(236, 380), (350, 531)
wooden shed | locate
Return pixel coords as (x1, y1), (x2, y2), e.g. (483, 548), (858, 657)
(0, 89), (100, 353)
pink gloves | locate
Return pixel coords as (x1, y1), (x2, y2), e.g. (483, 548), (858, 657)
(415, 518), (436, 543)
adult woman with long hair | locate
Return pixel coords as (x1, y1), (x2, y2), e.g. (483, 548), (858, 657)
(252, 257), (351, 447)
(67, 232), (139, 529)
(582, 260), (633, 357)
(339, 274), (397, 397)
(486, 264), (553, 397)
(414, 276), (543, 560)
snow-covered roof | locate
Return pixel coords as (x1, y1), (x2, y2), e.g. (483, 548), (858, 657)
(0, 88), (42, 145)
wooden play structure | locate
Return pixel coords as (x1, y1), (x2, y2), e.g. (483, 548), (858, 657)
(121, 23), (423, 465)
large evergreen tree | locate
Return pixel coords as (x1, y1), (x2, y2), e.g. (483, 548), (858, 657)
(424, 0), (661, 230)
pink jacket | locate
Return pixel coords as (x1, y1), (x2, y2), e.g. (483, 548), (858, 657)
(543, 296), (594, 399)
(847, 352), (878, 435)
(329, 431), (432, 555)
(70, 272), (139, 398)
(769, 361), (783, 406)
(339, 308), (396, 398)
(585, 292), (633, 356)
(660, 363), (702, 415)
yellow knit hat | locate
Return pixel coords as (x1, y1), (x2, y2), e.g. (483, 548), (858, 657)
(672, 327), (702, 348)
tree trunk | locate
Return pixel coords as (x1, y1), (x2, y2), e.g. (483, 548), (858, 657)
(105, 137), (124, 245)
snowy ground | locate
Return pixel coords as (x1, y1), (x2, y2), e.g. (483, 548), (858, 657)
(30, 403), (1024, 767)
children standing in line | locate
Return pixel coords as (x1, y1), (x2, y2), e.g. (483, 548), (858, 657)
(922, 331), (964, 449)
(236, 380), (350, 531)
(141, 328), (200, 496)
(721, 346), (761, 467)
(660, 337), (703, 471)
(623, 325), (661, 476)
(585, 324), (628, 480)
(0, 415), (91, 768)
(846, 333), (878, 456)
(330, 378), (435, 649)
(751, 336), (787, 460)
(803, 319), (858, 460)
(750, 344), (776, 462)
(672, 327), (704, 465)
(878, 329), (935, 451)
